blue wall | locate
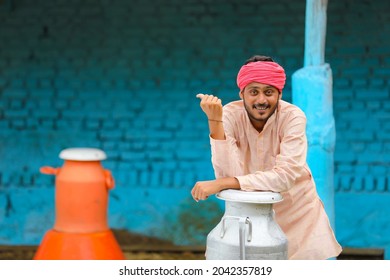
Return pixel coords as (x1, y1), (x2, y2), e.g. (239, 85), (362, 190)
(0, 0), (389, 255)
(327, 0), (390, 258)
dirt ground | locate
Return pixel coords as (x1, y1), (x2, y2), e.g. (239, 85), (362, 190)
(0, 229), (205, 260)
(0, 229), (383, 260)
(113, 229), (206, 260)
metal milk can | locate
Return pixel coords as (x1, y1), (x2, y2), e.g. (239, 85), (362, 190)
(206, 189), (288, 260)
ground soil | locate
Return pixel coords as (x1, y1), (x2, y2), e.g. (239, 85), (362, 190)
(0, 229), (205, 260)
(0, 229), (383, 260)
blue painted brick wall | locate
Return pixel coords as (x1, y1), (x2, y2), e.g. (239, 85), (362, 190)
(0, 0), (389, 249)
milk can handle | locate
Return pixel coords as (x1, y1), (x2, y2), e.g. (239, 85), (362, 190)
(239, 217), (252, 260)
(220, 216), (252, 260)
(104, 169), (115, 190)
(40, 166), (60, 175)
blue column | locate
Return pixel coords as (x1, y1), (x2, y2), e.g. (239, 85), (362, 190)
(303, 0), (328, 67)
(292, 0), (336, 228)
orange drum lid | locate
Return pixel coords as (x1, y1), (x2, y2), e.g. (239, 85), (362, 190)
(59, 148), (107, 161)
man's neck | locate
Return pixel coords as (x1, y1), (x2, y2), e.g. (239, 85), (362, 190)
(249, 118), (266, 133)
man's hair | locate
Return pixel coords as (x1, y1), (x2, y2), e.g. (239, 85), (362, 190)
(244, 55), (274, 65)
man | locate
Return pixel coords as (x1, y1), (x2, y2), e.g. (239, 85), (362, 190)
(191, 55), (342, 260)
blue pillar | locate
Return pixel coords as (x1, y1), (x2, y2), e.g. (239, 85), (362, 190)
(303, 0), (328, 66)
(291, 0), (336, 228)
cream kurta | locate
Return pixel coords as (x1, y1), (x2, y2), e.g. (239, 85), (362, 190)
(210, 99), (342, 260)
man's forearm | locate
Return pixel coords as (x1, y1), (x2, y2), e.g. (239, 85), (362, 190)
(208, 119), (225, 140)
(215, 177), (241, 191)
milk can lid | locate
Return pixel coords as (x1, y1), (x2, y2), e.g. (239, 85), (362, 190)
(216, 189), (283, 204)
(59, 148), (107, 161)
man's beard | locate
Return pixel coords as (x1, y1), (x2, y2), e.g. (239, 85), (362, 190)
(244, 99), (279, 123)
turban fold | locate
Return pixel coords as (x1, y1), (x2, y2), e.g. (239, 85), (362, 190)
(236, 61), (286, 92)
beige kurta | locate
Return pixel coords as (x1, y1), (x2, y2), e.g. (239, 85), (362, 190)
(210, 99), (342, 260)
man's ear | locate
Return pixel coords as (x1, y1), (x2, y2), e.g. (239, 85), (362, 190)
(278, 92), (283, 100)
(239, 90), (244, 99)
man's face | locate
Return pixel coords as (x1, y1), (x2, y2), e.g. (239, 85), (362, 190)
(240, 82), (281, 130)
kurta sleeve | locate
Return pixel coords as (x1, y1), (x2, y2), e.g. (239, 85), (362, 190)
(236, 114), (309, 193)
(210, 113), (245, 178)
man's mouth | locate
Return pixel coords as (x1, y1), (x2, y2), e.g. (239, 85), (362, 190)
(253, 104), (269, 110)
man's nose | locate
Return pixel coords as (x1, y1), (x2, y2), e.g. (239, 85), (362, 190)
(256, 93), (266, 103)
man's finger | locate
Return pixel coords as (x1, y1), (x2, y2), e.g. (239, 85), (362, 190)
(196, 93), (205, 99)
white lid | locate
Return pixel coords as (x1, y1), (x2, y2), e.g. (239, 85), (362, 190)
(216, 189), (283, 204)
(59, 148), (107, 161)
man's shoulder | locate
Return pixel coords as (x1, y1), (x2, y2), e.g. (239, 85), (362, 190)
(279, 100), (306, 119)
(223, 100), (245, 114)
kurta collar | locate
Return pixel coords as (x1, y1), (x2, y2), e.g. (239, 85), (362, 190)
(246, 102), (280, 135)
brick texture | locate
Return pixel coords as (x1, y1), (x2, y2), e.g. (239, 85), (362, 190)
(0, 0), (389, 246)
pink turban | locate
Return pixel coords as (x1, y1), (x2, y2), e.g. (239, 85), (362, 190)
(236, 61), (286, 92)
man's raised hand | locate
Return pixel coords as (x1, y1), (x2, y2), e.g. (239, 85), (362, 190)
(196, 93), (223, 122)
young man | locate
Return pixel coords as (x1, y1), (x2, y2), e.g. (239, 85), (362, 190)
(192, 55), (342, 260)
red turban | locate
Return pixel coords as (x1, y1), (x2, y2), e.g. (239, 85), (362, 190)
(236, 61), (286, 92)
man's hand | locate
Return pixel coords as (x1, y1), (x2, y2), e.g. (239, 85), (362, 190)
(191, 177), (241, 202)
(191, 180), (222, 202)
(196, 93), (223, 122)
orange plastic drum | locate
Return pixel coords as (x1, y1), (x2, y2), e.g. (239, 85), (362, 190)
(34, 148), (125, 260)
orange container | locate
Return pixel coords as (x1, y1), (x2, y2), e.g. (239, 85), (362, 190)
(34, 148), (125, 260)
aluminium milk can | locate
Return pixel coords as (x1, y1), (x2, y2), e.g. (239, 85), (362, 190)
(206, 189), (288, 260)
